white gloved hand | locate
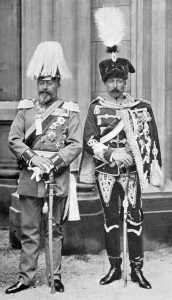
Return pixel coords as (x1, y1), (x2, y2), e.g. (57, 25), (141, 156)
(110, 148), (134, 167)
(31, 155), (54, 173)
(28, 163), (53, 182)
(28, 166), (43, 182)
(42, 163), (53, 174)
(92, 142), (108, 162)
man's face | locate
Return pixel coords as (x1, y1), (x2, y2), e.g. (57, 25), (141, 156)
(37, 77), (60, 104)
(104, 77), (126, 99)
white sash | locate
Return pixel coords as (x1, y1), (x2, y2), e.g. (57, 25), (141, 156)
(100, 119), (124, 144)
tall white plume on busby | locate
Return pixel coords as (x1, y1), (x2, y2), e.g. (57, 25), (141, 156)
(26, 41), (72, 80)
(94, 7), (126, 61)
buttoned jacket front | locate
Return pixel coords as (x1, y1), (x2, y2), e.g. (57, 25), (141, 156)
(9, 99), (82, 198)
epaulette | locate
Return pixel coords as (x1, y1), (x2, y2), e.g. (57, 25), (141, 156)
(62, 101), (80, 112)
(17, 99), (35, 109)
(91, 97), (101, 104)
(137, 98), (151, 105)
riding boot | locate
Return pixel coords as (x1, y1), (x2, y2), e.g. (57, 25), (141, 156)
(100, 257), (122, 285)
(130, 261), (152, 289)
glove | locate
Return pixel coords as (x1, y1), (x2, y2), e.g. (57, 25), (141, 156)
(92, 142), (108, 162)
(28, 166), (43, 182)
(28, 164), (53, 182)
(110, 148), (134, 167)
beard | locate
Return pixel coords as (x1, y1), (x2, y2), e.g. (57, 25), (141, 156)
(39, 91), (52, 104)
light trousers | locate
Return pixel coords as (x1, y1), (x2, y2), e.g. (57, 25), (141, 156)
(19, 194), (67, 285)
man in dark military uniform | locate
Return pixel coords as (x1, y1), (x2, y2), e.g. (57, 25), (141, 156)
(6, 41), (82, 294)
(83, 8), (162, 290)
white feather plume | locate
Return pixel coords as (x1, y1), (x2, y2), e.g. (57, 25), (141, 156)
(27, 41), (72, 80)
(94, 7), (126, 47)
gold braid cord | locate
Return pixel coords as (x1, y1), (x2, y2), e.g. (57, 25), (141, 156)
(98, 172), (116, 206)
(120, 109), (148, 190)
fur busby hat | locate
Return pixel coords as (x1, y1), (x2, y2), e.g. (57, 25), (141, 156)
(26, 41), (72, 80)
(94, 7), (135, 82)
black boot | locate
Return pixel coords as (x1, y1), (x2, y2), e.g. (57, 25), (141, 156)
(100, 265), (122, 285)
(100, 257), (122, 285)
(5, 281), (29, 294)
(131, 268), (152, 289)
(49, 277), (64, 293)
(54, 279), (64, 292)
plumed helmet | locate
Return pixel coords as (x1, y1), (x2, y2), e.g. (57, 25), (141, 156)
(94, 7), (135, 82)
(26, 41), (72, 80)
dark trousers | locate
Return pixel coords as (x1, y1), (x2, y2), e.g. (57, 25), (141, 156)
(19, 195), (67, 285)
(97, 172), (143, 268)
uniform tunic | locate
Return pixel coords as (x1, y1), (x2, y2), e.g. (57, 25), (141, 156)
(9, 98), (82, 198)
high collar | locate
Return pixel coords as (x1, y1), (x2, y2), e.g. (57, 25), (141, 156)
(98, 93), (140, 109)
(34, 97), (59, 113)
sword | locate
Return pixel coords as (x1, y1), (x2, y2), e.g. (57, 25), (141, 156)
(123, 170), (130, 287)
(42, 171), (56, 294)
(48, 171), (56, 293)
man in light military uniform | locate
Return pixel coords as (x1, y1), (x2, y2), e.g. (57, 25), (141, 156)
(6, 41), (82, 294)
(83, 8), (163, 290)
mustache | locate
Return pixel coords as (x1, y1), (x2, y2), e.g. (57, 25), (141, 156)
(111, 88), (120, 93)
(39, 91), (52, 96)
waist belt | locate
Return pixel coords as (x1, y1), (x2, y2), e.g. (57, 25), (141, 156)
(120, 165), (137, 174)
(34, 150), (57, 158)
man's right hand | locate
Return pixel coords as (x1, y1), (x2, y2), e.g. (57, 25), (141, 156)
(111, 149), (133, 167)
(31, 156), (54, 173)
